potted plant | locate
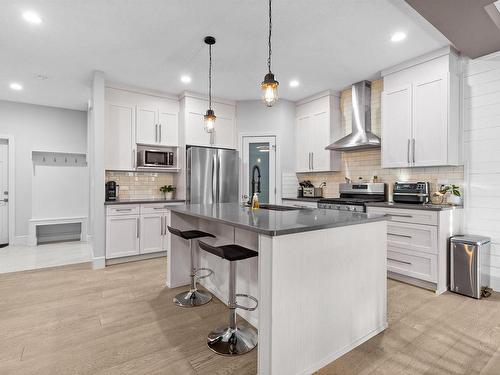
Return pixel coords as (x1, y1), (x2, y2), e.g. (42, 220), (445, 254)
(160, 185), (176, 200)
(439, 184), (461, 205)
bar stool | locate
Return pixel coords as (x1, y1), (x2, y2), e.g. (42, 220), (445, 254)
(167, 226), (216, 307)
(198, 241), (259, 356)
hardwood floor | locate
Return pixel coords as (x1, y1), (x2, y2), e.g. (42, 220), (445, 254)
(1, 258), (500, 375)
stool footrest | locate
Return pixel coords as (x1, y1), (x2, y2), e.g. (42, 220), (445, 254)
(195, 267), (214, 280)
(235, 293), (258, 311)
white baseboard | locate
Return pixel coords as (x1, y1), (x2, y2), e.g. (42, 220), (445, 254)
(11, 235), (28, 246)
(92, 256), (106, 269)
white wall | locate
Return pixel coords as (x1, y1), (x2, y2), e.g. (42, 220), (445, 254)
(237, 100), (296, 200)
(0, 100), (87, 242)
(463, 54), (500, 290)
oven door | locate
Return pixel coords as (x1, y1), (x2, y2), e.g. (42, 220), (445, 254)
(142, 150), (172, 167)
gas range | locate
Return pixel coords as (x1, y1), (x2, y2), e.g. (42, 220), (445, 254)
(317, 183), (386, 212)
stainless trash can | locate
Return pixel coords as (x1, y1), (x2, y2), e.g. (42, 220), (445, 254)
(450, 235), (491, 299)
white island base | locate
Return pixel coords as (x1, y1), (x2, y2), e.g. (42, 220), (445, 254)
(167, 210), (387, 375)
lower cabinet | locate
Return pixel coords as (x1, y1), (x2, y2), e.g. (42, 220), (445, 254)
(366, 205), (462, 295)
(106, 203), (181, 259)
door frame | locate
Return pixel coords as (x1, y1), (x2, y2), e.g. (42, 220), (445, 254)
(0, 134), (15, 245)
(239, 132), (281, 204)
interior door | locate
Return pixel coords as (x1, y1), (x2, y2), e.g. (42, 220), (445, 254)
(412, 76), (448, 167)
(381, 85), (412, 168)
(136, 105), (158, 145)
(242, 136), (276, 204)
(187, 147), (216, 204)
(0, 139), (8, 245)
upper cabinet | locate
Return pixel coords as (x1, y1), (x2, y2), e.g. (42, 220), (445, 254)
(295, 92), (342, 173)
(180, 93), (236, 149)
(104, 87), (179, 171)
(381, 47), (461, 168)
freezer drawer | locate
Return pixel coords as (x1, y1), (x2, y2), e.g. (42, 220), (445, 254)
(450, 235), (490, 299)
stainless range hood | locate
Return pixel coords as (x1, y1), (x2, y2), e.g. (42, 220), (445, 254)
(325, 80), (380, 151)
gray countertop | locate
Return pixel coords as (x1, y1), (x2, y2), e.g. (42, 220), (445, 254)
(105, 198), (185, 205)
(170, 203), (387, 236)
(365, 201), (462, 211)
(281, 197), (322, 202)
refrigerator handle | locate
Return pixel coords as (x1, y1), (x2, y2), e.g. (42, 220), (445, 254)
(212, 152), (217, 203)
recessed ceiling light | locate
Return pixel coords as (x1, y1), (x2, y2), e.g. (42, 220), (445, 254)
(22, 11), (42, 24)
(289, 80), (300, 88)
(9, 83), (23, 91)
(391, 32), (407, 42)
(180, 75), (192, 84)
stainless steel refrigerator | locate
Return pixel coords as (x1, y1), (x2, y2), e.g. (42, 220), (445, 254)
(186, 146), (239, 204)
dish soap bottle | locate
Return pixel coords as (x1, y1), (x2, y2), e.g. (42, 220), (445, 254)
(251, 193), (260, 210)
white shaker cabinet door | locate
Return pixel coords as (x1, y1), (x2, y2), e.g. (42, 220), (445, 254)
(412, 76), (448, 167)
(311, 111), (330, 171)
(214, 116), (235, 149)
(136, 105), (158, 145)
(158, 107), (178, 146)
(381, 85), (412, 168)
(106, 215), (140, 259)
(140, 214), (163, 254)
(105, 103), (135, 170)
(185, 111), (212, 146)
(296, 115), (312, 172)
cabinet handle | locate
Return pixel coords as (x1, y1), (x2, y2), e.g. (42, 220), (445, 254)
(412, 139), (415, 164)
(159, 124), (162, 143)
(311, 153), (314, 170)
(132, 149), (136, 169)
(308, 153), (312, 170)
(116, 208), (132, 212)
(390, 214), (413, 218)
(155, 124), (158, 142)
(407, 139), (410, 165)
(388, 257), (412, 265)
(137, 218), (140, 238)
(154, 207), (164, 210)
(388, 233), (412, 239)
(161, 216), (164, 235)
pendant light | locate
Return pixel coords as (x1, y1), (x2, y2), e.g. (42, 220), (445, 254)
(261, 0), (279, 107)
(204, 36), (216, 133)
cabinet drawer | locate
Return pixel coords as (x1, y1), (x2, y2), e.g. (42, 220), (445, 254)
(387, 248), (437, 283)
(282, 200), (318, 209)
(141, 203), (180, 214)
(107, 205), (140, 216)
(366, 207), (438, 226)
(387, 222), (438, 255)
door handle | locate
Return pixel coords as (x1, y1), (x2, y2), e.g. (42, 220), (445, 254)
(407, 139), (410, 165)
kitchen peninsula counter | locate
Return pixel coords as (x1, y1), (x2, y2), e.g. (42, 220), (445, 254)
(167, 203), (388, 375)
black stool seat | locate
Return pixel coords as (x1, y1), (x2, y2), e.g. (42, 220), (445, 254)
(167, 226), (215, 240)
(198, 241), (258, 261)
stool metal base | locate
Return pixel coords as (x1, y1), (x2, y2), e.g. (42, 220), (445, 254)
(207, 326), (258, 356)
(173, 289), (212, 308)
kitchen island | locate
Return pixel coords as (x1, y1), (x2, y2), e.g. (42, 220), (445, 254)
(167, 203), (388, 375)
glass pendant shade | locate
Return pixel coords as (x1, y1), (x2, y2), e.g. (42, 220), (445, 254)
(261, 72), (279, 107)
(204, 109), (216, 133)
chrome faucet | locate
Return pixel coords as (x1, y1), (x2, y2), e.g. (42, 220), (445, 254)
(248, 165), (261, 205)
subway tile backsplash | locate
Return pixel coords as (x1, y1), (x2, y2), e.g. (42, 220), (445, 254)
(105, 171), (175, 199)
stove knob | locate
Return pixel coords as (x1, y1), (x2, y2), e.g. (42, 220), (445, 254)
(346, 206), (351, 211)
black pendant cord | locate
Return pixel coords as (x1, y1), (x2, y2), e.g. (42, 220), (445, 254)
(267, 0), (272, 74)
(208, 43), (213, 110)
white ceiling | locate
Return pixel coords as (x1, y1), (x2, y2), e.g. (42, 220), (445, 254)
(0, 0), (450, 111)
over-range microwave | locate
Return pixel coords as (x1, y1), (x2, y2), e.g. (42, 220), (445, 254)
(137, 149), (174, 168)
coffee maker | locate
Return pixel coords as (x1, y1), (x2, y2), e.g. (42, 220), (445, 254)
(105, 181), (119, 201)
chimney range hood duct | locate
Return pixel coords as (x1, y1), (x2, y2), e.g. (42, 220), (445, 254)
(325, 80), (380, 151)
